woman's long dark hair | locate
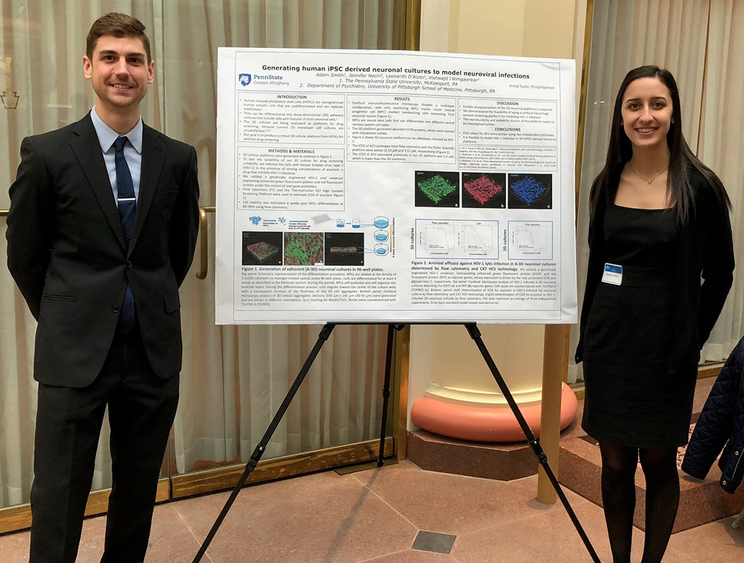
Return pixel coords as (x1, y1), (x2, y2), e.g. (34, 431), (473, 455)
(589, 65), (730, 222)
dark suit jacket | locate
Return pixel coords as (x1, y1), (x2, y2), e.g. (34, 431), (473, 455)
(682, 336), (744, 493)
(6, 113), (200, 387)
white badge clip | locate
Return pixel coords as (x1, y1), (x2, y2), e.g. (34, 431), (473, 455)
(601, 263), (623, 286)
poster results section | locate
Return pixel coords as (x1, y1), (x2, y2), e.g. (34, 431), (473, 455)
(215, 49), (577, 324)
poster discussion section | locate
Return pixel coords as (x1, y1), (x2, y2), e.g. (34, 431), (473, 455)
(215, 49), (577, 325)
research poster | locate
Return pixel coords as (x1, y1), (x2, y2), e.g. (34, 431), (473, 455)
(215, 48), (577, 325)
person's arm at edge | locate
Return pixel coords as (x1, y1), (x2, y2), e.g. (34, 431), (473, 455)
(575, 204), (604, 364)
(170, 146), (200, 287)
(696, 177), (735, 347)
(6, 137), (55, 319)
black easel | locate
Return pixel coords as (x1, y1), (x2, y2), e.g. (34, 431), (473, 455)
(464, 324), (601, 563)
(192, 322), (601, 563)
(377, 324), (405, 466)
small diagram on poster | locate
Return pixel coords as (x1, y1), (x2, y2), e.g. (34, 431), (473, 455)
(284, 232), (324, 266)
(508, 173), (552, 209)
(325, 232), (365, 266)
(242, 232), (283, 266)
(462, 173), (506, 209)
(416, 219), (498, 260)
(508, 221), (553, 260)
(415, 171), (460, 208)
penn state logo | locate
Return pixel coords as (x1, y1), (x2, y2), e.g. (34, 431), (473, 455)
(238, 74), (252, 86)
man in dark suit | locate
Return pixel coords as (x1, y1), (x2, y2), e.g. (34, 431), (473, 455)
(5, 13), (200, 563)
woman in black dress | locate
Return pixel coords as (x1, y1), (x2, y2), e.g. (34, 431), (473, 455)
(576, 66), (734, 563)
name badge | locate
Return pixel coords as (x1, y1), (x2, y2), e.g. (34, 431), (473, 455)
(602, 263), (623, 285)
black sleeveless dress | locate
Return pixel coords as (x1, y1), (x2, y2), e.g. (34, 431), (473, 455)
(582, 204), (698, 448)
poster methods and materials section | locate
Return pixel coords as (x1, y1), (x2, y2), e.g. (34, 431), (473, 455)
(215, 49), (577, 325)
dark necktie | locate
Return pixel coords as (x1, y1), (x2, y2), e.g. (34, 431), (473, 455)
(115, 136), (136, 335)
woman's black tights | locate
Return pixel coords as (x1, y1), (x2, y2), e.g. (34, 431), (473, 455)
(599, 443), (680, 563)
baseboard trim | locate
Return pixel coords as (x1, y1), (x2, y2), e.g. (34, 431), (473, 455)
(0, 478), (170, 535)
(171, 437), (394, 499)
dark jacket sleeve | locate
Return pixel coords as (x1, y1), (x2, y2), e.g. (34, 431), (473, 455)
(682, 341), (743, 481)
(169, 145), (200, 287)
(695, 178), (735, 347)
(6, 137), (56, 319)
(575, 200), (605, 364)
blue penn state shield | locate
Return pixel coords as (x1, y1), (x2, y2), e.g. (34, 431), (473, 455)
(238, 74), (252, 86)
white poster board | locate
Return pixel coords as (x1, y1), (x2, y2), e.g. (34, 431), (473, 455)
(215, 49), (577, 325)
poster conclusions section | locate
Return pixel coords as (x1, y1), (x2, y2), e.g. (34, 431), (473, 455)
(215, 49), (577, 325)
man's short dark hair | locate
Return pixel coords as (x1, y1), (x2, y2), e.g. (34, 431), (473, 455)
(86, 12), (152, 63)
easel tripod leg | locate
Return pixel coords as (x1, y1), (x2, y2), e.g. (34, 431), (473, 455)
(464, 323), (602, 563)
(377, 324), (405, 466)
(191, 323), (337, 563)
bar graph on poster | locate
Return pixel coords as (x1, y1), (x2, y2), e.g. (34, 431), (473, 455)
(215, 48), (577, 324)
